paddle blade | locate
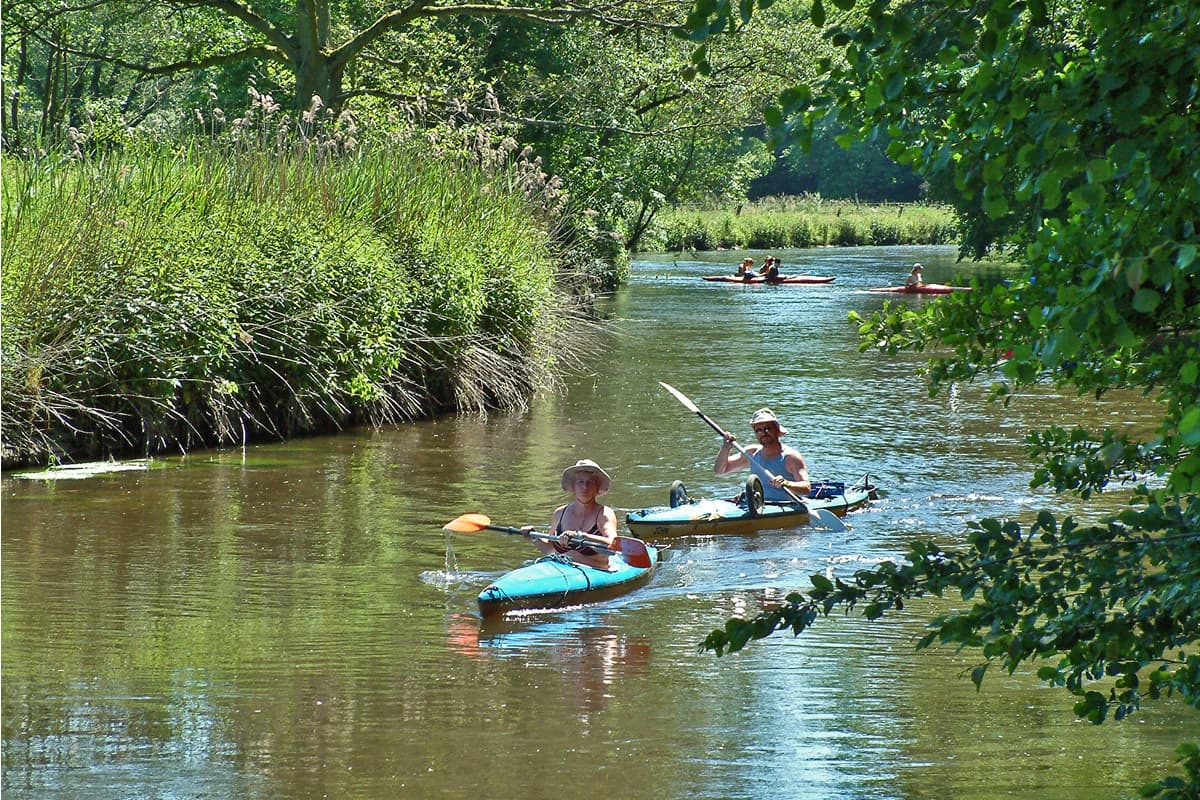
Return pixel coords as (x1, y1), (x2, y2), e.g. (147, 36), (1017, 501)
(615, 537), (653, 569)
(810, 508), (848, 533)
(659, 381), (700, 413)
(443, 513), (493, 533)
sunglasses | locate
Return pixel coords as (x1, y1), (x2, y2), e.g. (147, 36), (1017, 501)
(753, 425), (776, 434)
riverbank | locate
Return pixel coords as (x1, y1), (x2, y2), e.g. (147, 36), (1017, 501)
(641, 196), (958, 252)
(0, 143), (613, 469)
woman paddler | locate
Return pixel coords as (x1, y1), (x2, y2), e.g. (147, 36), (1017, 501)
(522, 459), (620, 569)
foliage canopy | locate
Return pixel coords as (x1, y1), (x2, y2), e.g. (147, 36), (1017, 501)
(2, 0), (832, 246)
(685, 0), (1200, 794)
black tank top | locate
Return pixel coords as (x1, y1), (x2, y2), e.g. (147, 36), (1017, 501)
(553, 508), (603, 556)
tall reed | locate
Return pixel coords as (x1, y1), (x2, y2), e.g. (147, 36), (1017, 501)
(1, 142), (566, 466)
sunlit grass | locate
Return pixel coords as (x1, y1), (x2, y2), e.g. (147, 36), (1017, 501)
(645, 196), (959, 251)
(1, 142), (567, 466)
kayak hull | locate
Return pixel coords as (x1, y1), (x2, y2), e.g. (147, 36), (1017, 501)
(868, 284), (971, 294)
(477, 546), (660, 617)
(626, 481), (874, 539)
(702, 275), (835, 285)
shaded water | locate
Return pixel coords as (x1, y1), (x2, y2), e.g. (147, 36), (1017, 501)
(3, 246), (1192, 799)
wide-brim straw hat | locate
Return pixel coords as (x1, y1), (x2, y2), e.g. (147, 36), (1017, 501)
(560, 459), (612, 495)
(750, 407), (788, 436)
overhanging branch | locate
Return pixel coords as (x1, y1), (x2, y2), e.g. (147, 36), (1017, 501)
(23, 30), (287, 75)
(342, 87), (731, 136)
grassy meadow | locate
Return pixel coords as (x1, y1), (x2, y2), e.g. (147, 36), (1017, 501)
(644, 196), (959, 251)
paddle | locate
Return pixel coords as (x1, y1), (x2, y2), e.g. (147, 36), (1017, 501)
(658, 381), (848, 533)
(443, 513), (653, 569)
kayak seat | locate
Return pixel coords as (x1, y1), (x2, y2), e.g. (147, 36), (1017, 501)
(669, 480), (692, 508)
(744, 474), (764, 516)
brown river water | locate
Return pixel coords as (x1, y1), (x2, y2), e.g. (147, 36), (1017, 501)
(3, 246), (1193, 799)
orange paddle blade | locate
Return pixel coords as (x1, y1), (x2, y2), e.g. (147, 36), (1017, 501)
(442, 513), (493, 533)
(616, 537), (653, 569)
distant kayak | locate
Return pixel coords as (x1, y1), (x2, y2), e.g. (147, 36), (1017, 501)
(868, 284), (972, 294)
(702, 274), (835, 285)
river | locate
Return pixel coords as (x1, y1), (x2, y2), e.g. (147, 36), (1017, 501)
(2, 246), (1192, 799)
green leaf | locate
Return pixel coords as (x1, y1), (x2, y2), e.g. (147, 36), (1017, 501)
(1180, 361), (1198, 387)
(979, 28), (998, 56)
(1086, 158), (1113, 183)
(1038, 174), (1062, 210)
(811, 573), (834, 592)
(1108, 138), (1138, 169)
(1177, 244), (1198, 271)
(811, 0), (825, 26)
(1180, 406), (1200, 442)
(863, 82), (884, 110)
(1132, 288), (1161, 313)
(983, 187), (1009, 218)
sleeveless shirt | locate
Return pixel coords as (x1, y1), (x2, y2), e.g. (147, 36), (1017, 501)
(553, 508), (603, 556)
(750, 449), (798, 503)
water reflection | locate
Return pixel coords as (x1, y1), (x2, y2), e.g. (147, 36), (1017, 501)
(3, 246), (1188, 800)
(447, 612), (653, 723)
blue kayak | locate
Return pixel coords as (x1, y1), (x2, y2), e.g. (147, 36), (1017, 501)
(626, 475), (877, 538)
(477, 547), (660, 617)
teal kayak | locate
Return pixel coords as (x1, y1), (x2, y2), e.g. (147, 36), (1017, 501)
(477, 547), (660, 617)
(626, 475), (877, 538)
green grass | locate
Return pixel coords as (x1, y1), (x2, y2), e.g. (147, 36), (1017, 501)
(642, 196), (960, 251)
(1, 143), (567, 466)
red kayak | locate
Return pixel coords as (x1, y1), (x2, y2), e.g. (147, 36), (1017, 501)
(868, 283), (972, 294)
(703, 274), (835, 285)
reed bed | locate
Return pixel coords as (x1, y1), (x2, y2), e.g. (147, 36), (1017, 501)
(1, 143), (568, 466)
(644, 196), (959, 251)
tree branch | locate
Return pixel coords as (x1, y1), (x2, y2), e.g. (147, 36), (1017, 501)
(173, 0), (296, 55)
(342, 87), (730, 136)
(23, 28), (287, 75)
(334, 0), (685, 68)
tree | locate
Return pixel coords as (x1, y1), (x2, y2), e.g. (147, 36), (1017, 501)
(449, 1), (832, 249)
(1, 0), (810, 253)
(748, 117), (925, 201)
(685, 0), (1200, 793)
(3, 0), (690, 117)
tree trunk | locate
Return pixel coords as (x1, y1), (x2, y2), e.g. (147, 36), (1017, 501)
(292, 0), (343, 113)
(5, 35), (27, 148)
(293, 56), (345, 114)
(40, 38), (60, 138)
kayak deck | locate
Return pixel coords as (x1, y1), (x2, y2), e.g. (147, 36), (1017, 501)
(626, 477), (876, 538)
(477, 547), (659, 617)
